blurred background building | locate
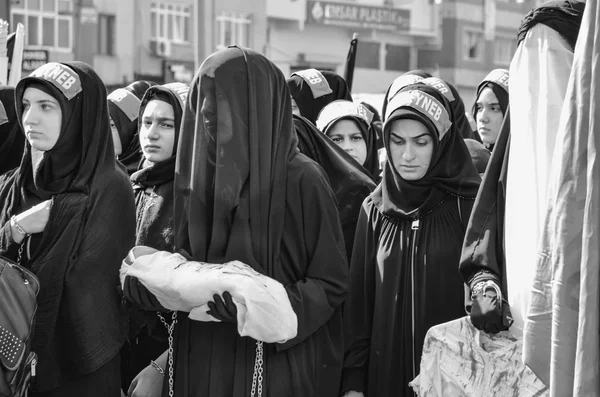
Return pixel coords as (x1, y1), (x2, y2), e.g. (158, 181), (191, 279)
(2, 0), (539, 104)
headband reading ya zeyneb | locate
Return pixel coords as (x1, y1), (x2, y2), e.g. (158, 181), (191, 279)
(480, 69), (509, 93)
(422, 77), (455, 103)
(385, 90), (452, 141)
(291, 69), (333, 99)
(28, 62), (83, 100)
(108, 89), (142, 122)
(316, 100), (374, 132)
(387, 74), (425, 103)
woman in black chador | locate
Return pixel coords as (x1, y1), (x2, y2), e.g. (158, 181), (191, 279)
(124, 47), (348, 397)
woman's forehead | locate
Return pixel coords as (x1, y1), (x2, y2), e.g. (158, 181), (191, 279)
(477, 87), (499, 103)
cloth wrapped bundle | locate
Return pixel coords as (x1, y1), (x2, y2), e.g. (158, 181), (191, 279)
(410, 317), (548, 397)
(120, 246), (298, 343)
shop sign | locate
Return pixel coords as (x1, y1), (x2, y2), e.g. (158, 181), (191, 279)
(21, 49), (48, 72)
(307, 1), (410, 31)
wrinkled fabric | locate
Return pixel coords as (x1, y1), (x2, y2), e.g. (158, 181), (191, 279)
(0, 86), (25, 176)
(294, 114), (376, 262)
(0, 62), (135, 392)
(287, 70), (352, 124)
(464, 138), (491, 174)
(121, 247), (298, 343)
(505, 24), (575, 338)
(410, 317), (548, 397)
(524, 2), (600, 395)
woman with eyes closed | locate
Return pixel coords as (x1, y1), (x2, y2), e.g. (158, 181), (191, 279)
(121, 82), (189, 393)
(341, 83), (480, 397)
(473, 69), (509, 151)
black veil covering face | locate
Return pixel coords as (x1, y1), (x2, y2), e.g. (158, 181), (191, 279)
(108, 80), (157, 174)
(286, 70), (352, 124)
(0, 86), (25, 176)
(152, 46), (347, 397)
(0, 62), (135, 392)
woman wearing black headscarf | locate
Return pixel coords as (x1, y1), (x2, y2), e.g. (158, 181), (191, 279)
(120, 82), (188, 391)
(472, 69), (509, 151)
(124, 47), (348, 396)
(108, 80), (157, 175)
(0, 86), (25, 176)
(287, 69), (352, 124)
(341, 83), (480, 397)
(0, 62), (136, 395)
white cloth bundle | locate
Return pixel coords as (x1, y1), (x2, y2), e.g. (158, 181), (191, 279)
(120, 246), (298, 343)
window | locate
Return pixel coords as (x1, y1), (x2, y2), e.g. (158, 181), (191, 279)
(463, 29), (483, 62)
(10, 0), (73, 50)
(216, 12), (252, 50)
(150, 2), (191, 44)
(356, 41), (380, 70)
(98, 14), (115, 56)
(385, 44), (410, 72)
(494, 36), (517, 65)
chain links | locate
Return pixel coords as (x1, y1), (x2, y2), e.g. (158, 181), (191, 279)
(250, 340), (264, 397)
(157, 311), (178, 397)
(16, 241), (24, 267)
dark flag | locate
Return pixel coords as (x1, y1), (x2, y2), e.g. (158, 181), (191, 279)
(343, 33), (358, 92)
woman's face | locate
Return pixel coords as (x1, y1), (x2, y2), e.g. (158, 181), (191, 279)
(326, 119), (368, 166)
(388, 118), (434, 181)
(200, 77), (233, 144)
(139, 99), (176, 163)
(109, 117), (122, 156)
(291, 97), (301, 117)
(475, 87), (503, 145)
(21, 87), (62, 151)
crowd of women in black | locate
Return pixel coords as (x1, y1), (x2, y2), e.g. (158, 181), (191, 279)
(0, 1), (582, 396)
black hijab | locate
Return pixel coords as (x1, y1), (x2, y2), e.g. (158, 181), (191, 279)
(175, 47), (298, 274)
(130, 82), (189, 189)
(287, 70), (352, 124)
(316, 100), (380, 179)
(517, 0), (586, 51)
(0, 86), (25, 176)
(375, 83), (480, 217)
(108, 80), (157, 174)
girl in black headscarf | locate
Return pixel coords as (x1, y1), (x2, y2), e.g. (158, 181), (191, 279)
(0, 85), (25, 176)
(120, 82), (188, 391)
(108, 80), (157, 175)
(472, 69), (509, 151)
(0, 62), (136, 396)
(287, 69), (352, 124)
(124, 47), (348, 397)
(342, 83), (481, 397)
(316, 100), (380, 180)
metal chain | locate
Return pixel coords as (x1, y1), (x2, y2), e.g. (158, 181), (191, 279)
(16, 241), (24, 267)
(158, 311), (178, 397)
(250, 340), (264, 397)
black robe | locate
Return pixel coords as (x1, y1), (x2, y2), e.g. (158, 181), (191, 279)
(0, 62), (135, 393)
(125, 47), (348, 397)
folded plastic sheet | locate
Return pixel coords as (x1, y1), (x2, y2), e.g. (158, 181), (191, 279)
(120, 246), (298, 344)
(410, 317), (548, 397)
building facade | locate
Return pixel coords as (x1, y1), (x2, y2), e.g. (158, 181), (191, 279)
(266, 0), (442, 94)
(420, 0), (535, 107)
(3, 0), (269, 90)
